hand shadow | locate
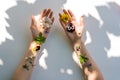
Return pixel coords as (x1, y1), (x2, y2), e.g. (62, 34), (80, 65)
(84, 2), (120, 80)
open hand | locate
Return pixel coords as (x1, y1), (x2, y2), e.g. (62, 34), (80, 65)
(30, 9), (54, 39)
(59, 9), (84, 44)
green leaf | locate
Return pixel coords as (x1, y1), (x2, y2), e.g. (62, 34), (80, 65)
(39, 32), (42, 37)
(79, 55), (88, 64)
(35, 32), (46, 44)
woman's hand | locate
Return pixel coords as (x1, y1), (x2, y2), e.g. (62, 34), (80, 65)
(59, 9), (84, 44)
(30, 9), (54, 39)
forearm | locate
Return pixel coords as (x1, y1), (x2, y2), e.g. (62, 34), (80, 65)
(73, 39), (104, 80)
(13, 41), (41, 80)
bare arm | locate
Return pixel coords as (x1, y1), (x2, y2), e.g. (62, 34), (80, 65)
(13, 9), (54, 80)
(74, 39), (104, 80)
(59, 9), (104, 80)
(13, 41), (41, 80)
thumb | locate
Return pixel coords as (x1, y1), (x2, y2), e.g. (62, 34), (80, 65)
(31, 16), (35, 25)
(80, 16), (84, 27)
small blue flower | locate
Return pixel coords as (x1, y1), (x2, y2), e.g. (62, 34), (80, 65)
(45, 30), (49, 34)
(88, 63), (92, 67)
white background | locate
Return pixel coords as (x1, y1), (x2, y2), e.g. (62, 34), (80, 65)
(0, 0), (120, 80)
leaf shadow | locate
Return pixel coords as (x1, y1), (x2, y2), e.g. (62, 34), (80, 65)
(84, 2), (120, 80)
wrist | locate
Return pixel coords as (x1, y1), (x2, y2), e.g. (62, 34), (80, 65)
(73, 38), (83, 56)
(72, 38), (82, 47)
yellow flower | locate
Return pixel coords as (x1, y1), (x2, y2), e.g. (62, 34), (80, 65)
(32, 46), (37, 53)
(32, 46), (40, 53)
(61, 14), (70, 22)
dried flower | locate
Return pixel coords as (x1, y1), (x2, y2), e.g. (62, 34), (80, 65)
(39, 17), (52, 28)
(76, 45), (81, 51)
(23, 64), (29, 70)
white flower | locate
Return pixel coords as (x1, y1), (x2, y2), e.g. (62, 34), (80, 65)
(39, 17), (52, 28)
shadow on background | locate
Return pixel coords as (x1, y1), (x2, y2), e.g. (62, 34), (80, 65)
(0, 1), (120, 80)
(84, 2), (120, 80)
(0, 0), (83, 80)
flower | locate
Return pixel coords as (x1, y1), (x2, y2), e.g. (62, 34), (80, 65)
(39, 17), (52, 28)
(67, 23), (75, 33)
(23, 64), (29, 70)
(33, 46), (40, 52)
(76, 45), (81, 51)
(88, 63), (92, 67)
(61, 13), (70, 22)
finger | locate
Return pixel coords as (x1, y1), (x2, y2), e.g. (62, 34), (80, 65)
(44, 8), (51, 17)
(31, 16), (35, 25)
(80, 16), (84, 27)
(68, 9), (75, 18)
(59, 13), (67, 25)
(49, 11), (53, 18)
(59, 18), (66, 30)
(63, 9), (68, 14)
(63, 9), (72, 22)
(52, 17), (54, 24)
(59, 13), (62, 18)
(41, 9), (47, 17)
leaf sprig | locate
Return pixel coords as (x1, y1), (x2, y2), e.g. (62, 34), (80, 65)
(79, 55), (89, 64)
(35, 32), (46, 44)
(23, 64), (29, 70)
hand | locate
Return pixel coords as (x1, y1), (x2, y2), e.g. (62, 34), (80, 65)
(59, 9), (84, 44)
(30, 9), (54, 39)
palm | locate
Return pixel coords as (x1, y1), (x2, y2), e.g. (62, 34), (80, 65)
(30, 9), (54, 39)
(59, 9), (84, 43)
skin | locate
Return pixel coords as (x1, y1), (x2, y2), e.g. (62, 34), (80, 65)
(13, 8), (104, 80)
(13, 9), (54, 80)
(59, 9), (104, 80)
